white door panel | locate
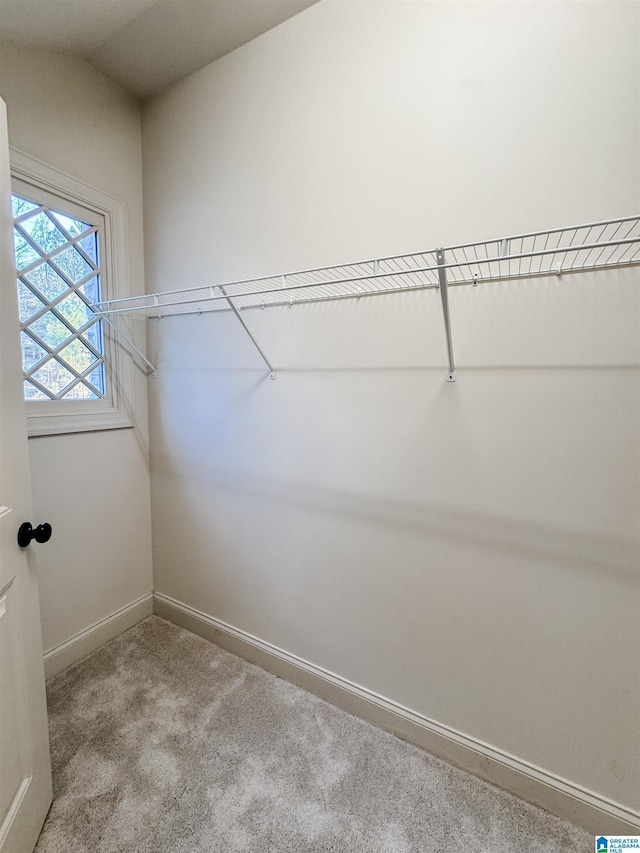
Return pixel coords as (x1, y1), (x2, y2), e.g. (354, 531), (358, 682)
(0, 97), (53, 853)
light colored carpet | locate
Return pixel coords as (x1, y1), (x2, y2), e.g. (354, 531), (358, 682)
(36, 616), (590, 852)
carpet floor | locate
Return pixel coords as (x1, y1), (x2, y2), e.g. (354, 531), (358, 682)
(36, 616), (590, 852)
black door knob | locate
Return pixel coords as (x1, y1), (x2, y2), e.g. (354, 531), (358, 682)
(17, 522), (52, 548)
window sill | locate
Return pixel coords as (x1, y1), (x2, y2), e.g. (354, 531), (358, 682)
(26, 408), (133, 437)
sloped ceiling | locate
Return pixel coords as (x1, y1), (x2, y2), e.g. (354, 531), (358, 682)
(0, 0), (320, 100)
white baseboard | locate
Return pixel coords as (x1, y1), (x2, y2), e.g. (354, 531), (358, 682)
(154, 590), (640, 837)
(44, 593), (153, 679)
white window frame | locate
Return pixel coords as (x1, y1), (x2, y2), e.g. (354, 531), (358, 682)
(10, 148), (134, 437)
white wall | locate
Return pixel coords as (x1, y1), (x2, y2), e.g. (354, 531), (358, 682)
(143, 0), (639, 816)
(0, 44), (153, 653)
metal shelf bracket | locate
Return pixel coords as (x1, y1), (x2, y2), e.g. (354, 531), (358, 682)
(436, 249), (456, 382)
(219, 286), (276, 379)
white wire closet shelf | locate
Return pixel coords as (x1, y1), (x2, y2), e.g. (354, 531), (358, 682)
(96, 215), (640, 382)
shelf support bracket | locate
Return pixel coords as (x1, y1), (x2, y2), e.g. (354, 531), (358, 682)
(436, 249), (456, 382)
(99, 313), (157, 377)
(219, 287), (276, 379)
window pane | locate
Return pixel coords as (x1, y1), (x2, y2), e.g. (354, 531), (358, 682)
(49, 210), (92, 239)
(19, 211), (67, 254)
(24, 380), (50, 400)
(23, 263), (70, 301)
(87, 363), (105, 395)
(82, 321), (103, 354)
(57, 292), (95, 330)
(27, 311), (73, 349)
(80, 275), (100, 304)
(17, 281), (45, 322)
(58, 338), (97, 374)
(32, 360), (76, 396)
(21, 333), (48, 371)
(63, 382), (100, 400)
(13, 229), (41, 270)
(12, 196), (39, 218)
(77, 231), (98, 265)
(52, 245), (94, 283)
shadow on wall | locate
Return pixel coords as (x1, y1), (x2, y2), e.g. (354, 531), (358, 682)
(151, 453), (639, 580)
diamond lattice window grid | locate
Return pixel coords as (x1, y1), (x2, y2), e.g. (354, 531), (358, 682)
(12, 193), (106, 401)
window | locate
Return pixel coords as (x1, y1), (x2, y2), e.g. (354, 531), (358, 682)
(13, 190), (107, 402)
(10, 150), (134, 436)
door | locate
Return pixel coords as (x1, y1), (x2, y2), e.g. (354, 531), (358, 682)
(0, 98), (53, 852)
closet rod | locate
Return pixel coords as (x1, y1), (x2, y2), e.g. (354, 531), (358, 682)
(100, 276), (441, 316)
(147, 280), (441, 317)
